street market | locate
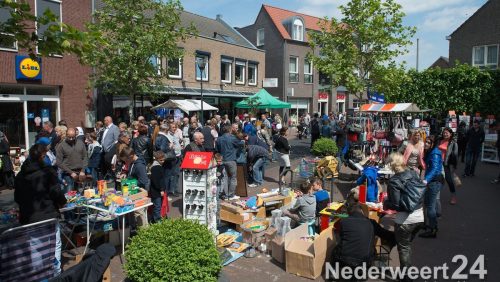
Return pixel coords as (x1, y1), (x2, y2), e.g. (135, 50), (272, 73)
(1, 0), (500, 281)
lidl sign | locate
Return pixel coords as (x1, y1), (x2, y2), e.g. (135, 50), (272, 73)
(16, 55), (42, 80)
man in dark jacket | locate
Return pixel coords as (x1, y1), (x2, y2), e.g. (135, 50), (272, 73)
(310, 113), (320, 148)
(131, 125), (153, 164)
(216, 125), (243, 200)
(246, 144), (271, 187)
(201, 120), (215, 152)
(0, 131), (14, 188)
(183, 132), (206, 156)
(464, 120), (485, 177)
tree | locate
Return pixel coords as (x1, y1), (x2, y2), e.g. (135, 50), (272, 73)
(0, 0), (89, 58)
(308, 0), (415, 100)
(81, 0), (194, 120)
(386, 63), (494, 116)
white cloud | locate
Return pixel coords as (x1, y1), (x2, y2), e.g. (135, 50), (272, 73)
(420, 5), (480, 32)
(397, 0), (468, 14)
(295, 0), (348, 19)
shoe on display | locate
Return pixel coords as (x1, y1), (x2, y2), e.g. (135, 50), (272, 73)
(229, 195), (240, 200)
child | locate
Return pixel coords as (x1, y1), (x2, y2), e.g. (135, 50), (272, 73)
(283, 182), (317, 227)
(310, 177), (330, 213)
(86, 132), (102, 187)
(150, 151), (166, 222)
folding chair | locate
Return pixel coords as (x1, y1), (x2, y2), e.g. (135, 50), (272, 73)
(0, 218), (58, 282)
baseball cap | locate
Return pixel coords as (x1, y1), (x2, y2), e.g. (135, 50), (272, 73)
(36, 137), (51, 146)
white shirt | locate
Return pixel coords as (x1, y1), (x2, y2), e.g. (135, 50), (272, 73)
(394, 207), (424, 225)
(101, 124), (111, 142)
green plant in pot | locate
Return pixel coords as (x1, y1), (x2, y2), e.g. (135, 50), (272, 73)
(311, 138), (338, 157)
(125, 219), (221, 282)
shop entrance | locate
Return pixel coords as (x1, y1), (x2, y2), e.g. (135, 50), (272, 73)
(0, 102), (25, 148)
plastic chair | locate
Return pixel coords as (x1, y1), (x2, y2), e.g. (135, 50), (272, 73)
(0, 218), (58, 282)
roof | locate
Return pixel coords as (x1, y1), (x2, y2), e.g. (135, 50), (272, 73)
(449, 0), (493, 37)
(428, 56), (450, 69)
(179, 11), (256, 49)
(262, 5), (324, 40)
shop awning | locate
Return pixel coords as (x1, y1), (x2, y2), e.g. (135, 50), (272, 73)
(359, 103), (427, 112)
(113, 97), (153, 108)
(151, 99), (218, 113)
(160, 86), (254, 98)
(235, 89), (291, 109)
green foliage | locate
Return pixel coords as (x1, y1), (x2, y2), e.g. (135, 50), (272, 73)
(0, 0), (89, 58)
(82, 0), (195, 119)
(386, 63), (494, 116)
(312, 138), (338, 157)
(246, 96), (261, 115)
(308, 0), (415, 99)
(125, 219), (221, 282)
(477, 70), (500, 117)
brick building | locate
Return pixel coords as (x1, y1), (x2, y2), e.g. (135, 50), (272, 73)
(105, 10), (266, 121)
(0, 0), (92, 148)
(448, 0), (499, 69)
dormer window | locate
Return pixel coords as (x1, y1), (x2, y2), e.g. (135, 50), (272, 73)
(292, 19), (304, 41)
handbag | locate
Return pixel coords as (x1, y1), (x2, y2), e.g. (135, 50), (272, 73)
(374, 130), (387, 139)
(161, 192), (169, 218)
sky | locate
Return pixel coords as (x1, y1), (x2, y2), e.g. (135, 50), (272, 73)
(180, 0), (488, 70)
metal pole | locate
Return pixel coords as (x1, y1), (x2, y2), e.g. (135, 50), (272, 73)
(200, 69), (204, 125)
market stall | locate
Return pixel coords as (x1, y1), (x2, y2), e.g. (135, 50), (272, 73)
(235, 89), (291, 109)
(152, 99), (218, 120)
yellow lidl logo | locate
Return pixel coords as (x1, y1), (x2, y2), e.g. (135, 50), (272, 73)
(19, 58), (41, 78)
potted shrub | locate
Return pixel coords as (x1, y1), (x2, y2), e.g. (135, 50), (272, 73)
(311, 137), (338, 157)
(125, 219), (221, 282)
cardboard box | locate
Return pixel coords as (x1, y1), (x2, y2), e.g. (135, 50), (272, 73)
(271, 236), (286, 264)
(109, 227), (130, 247)
(128, 188), (148, 201)
(265, 227), (277, 242)
(242, 228), (267, 247)
(219, 206), (265, 225)
(284, 224), (336, 279)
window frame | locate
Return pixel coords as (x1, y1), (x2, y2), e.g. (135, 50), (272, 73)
(248, 63), (257, 86)
(256, 28), (264, 47)
(195, 55), (209, 82)
(0, 0), (18, 52)
(235, 61), (246, 85)
(35, 0), (63, 57)
(289, 56), (299, 83)
(167, 57), (182, 79)
(220, 58), (232, 84)
(472, 44), (499, 69)
(304, 59), (313, 84)
(292, 19), (304, 41)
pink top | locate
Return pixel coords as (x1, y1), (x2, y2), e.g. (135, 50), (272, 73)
(438, 140), (449, 161)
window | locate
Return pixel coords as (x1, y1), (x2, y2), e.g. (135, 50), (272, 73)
(248, 64), (257, 86)
(168, 58), (182, 79)
(256, 28), (264, 46)
(304, 59), (313, 84)
(235, 61), (245, 84)
(195, 55), (209, 81)
(292, 19), (304, 41)
(36, 0), (62, 38)
(0, 1), (17, 50)
(289, 57), (299, 83)
(221, 58), (232, 83)
(473, 45), (498, 69)
(149, 56), (161, 75)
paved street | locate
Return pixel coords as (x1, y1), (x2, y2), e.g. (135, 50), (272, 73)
(1, 132), (499, 281)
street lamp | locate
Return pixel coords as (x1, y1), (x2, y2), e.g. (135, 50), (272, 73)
(196, 57), (207, 125)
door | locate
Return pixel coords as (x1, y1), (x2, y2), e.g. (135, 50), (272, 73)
(0, 102), (25, 148)
(27, 101), (58, 146)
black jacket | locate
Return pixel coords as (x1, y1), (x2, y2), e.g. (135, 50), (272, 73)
(201, 126), (215, 151)
(274, 135), (290, 154)
(14, 159), (67, 224)
(128, 156), (150, 191)
(247, 145), (270, 164)
(466, 127), (485, 151)
(334, 211), (375, 266)
(131, 135), (153, 164)
(385, 169), (425, 212)
(149, 161), (165, 199)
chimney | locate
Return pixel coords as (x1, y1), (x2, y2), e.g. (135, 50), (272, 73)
(216, 14), (222, 21)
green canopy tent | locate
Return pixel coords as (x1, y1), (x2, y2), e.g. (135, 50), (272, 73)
(235, 89), (291, 109)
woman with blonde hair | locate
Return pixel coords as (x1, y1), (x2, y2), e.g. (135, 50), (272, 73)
(385, 152), (425, 278)
(403, 129), (425, 173)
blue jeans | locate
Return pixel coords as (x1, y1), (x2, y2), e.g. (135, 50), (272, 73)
(164, 158), (181, 194)
(424, 181), (442, 229)
(223, 161), (237, 197)
(252, 158), (266, 185)
(152, 197), (162, 223)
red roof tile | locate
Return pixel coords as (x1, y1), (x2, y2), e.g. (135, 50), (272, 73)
(263, 5), (325, 40)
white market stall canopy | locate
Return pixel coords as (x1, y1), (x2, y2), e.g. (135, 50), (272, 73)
(152, 99), (218, 113)
(359, 103), (428, 113)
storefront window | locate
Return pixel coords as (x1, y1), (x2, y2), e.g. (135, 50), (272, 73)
(26, 87), (57, 96)
(0, 102), (25, 148)
(0, 85), (24, 95)
(27, 101), (58, 146)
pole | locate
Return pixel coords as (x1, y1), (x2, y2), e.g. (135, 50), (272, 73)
(416, 38), (420, 72)
(200, 71), (204, 125)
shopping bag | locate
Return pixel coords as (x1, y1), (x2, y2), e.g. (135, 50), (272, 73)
(161, 192), (169, 218)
